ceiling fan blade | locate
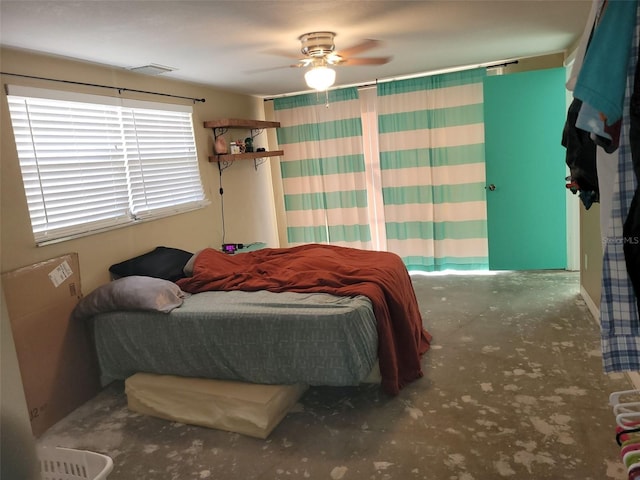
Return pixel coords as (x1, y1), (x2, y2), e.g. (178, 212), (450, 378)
(336, 39), (380, 58)
(340, 56), (392, 66)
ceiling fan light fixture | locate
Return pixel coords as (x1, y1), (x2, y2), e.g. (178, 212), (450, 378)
(304, 65), (336, 91)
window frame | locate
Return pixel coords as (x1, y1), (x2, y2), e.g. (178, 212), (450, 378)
(7, 85), (209, 246)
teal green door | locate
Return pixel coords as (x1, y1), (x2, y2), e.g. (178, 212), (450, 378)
(484, 68), (567, 270)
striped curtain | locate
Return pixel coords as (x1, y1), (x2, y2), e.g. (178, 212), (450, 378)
(376, 68), (489, 271)
(274, 88), (372, 248)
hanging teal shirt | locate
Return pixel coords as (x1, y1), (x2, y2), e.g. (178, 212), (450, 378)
(574, 0), (638, 124)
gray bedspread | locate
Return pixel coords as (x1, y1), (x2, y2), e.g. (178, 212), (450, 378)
(91, 289), (378, 387)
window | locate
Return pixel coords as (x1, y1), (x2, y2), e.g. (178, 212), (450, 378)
(7, 85), (208, 245)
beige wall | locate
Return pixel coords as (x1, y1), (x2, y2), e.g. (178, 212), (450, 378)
(580, 203), (602, 308)
(0, 47), (280, 456)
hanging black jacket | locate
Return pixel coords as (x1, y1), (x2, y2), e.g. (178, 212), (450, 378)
(562, 98), (599, 208)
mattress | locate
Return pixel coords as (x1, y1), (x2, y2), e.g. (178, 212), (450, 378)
(91, 289), (379, 387)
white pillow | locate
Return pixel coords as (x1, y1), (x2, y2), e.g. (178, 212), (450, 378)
(72, 276), (185, 320)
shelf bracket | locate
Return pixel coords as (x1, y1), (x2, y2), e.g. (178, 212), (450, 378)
(217, 157), (234, 172)
(213, 127), (228, 140)
(254, 157), (267, 171)
(250, 128), (266, 170)
(250, 128), (265, 140)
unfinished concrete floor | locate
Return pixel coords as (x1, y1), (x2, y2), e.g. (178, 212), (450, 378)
(38, 271), (633, 479)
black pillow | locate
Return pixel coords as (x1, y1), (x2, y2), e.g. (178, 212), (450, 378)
(109, 246), (194, 282)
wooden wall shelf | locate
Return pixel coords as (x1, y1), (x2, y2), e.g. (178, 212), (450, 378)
(208, 150), (284, 163)
(204, 119), (280, 130)
(204, 118), (282, 170)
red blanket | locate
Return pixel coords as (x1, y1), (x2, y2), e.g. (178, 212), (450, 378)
(176, 244), (432, 395)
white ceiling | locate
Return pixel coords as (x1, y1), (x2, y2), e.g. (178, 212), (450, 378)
(0, 1), (591, 98)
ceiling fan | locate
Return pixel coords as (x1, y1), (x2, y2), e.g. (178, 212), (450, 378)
(295, 31), (390, 68)
(265, 31), (391, 91)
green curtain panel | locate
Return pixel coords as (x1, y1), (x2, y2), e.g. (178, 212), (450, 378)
(376, 68), (489, 271)
(273, 69), (488, 272)
(274, 89), (372, 248)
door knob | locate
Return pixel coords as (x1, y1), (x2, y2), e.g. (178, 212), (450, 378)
(486, 184), (496, 191)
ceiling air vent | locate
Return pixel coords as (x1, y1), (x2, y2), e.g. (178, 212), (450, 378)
(128, 63), (176, 76)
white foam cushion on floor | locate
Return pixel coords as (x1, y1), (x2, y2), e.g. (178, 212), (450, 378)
(125, 373), (308, 439)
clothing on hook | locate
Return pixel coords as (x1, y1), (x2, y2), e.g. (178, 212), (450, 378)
(622, 23), (640, 314)
(599, 0), (640, 374)
(562, 98), (599, 209)
(617, 425), (640, 446)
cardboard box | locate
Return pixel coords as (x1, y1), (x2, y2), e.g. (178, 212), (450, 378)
(2, 253), (101, 437)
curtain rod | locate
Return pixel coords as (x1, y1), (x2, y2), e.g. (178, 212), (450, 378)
(263, 59), (520, 101)
(0, 71), (206, 103)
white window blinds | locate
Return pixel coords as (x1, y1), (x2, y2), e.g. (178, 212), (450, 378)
(7, 86), (207, 245)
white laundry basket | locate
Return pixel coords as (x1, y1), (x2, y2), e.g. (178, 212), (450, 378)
(38, 446), (113, 480)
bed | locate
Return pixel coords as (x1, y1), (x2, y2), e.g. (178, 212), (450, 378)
(79, 244), (432, 396)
